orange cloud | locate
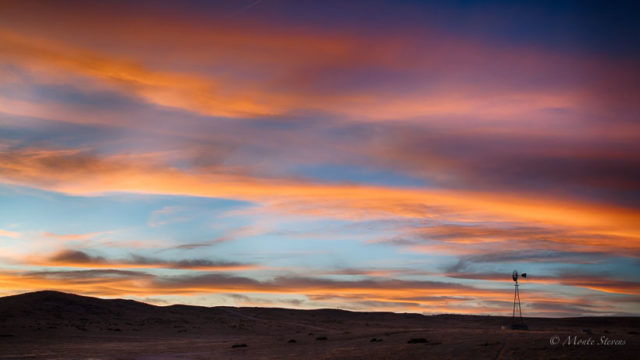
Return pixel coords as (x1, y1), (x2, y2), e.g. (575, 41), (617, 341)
(445, 272), (640, 296)
(0, 29), (280, 118)
(0, 0), (638, 319)
(398, 224), (640, 258)
(0, 15), (593, 124)
(0, 270), (624, 316)
(1, 147), (638, 255)
(0, 229), (21, 239)
(41, 231), (106, 241)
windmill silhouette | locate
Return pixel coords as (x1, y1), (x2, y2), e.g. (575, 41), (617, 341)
(511, 270), (529, 330)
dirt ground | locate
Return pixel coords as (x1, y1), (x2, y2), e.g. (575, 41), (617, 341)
(0, 291), (638, 359)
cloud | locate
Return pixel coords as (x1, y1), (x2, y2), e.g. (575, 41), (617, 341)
(0, 269), (633, 315)
(1, 1), (638, 211)
(0, 0), (638, 317)
(26, 269), (150, 279)
(444, 272), (640, 296)
(1, 147), (638, 266)
(147, 206), (188, 228)
(2, 147), (638, 232)
(50, 250), (107, 265)
(364, 124), (640, 205)
(374, 220), (640, 262)
(172, 226), (265, 250)
(44, 249), (258, 271)
(0, 29), (279, 118)
(0, 229), (21, 238)
(1, 0), (625, 124)
(41, 231), (107, 241)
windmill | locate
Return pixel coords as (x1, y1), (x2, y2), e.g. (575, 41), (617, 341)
(511, 270), (529, 330)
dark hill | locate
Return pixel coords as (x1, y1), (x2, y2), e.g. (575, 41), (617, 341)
(1, 291), (639, 338)
(0, 290), (251, 337)
(0, 291), (433, 338)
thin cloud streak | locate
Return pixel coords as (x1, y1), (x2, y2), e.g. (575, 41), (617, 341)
(0, 269), (631, 316)
(37, 250), (259, 271)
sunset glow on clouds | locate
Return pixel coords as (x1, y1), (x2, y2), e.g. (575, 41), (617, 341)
(0, 0), (639, 316)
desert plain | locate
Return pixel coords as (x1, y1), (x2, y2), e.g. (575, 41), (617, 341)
(0, 291), (637, 359)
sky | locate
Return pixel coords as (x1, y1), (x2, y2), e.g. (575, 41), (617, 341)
(0, 0), (639, 317)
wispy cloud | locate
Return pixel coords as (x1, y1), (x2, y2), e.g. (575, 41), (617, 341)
(147, 206), (188, 228)
(42, 249), (259, 271)
(0, 229), (21, 238)
(444, 271), (640, 296)
(41, 231), (108, 241)
(0, 269), (633, 315)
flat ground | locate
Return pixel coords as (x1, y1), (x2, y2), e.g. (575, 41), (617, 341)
(0, 291), (638, 359)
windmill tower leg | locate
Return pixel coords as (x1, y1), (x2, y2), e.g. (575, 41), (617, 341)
(512, 283), (517, 320)
(510, 282), (528, 330)
(510, 271), (528, 330)
(516, 284), (523, 323)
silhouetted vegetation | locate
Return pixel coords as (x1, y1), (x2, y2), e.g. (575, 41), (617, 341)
(480, 341), (500, 346)
(407, 338), (428, 344)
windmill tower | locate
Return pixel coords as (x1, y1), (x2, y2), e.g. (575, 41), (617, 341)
(511, 270), (529, 330)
